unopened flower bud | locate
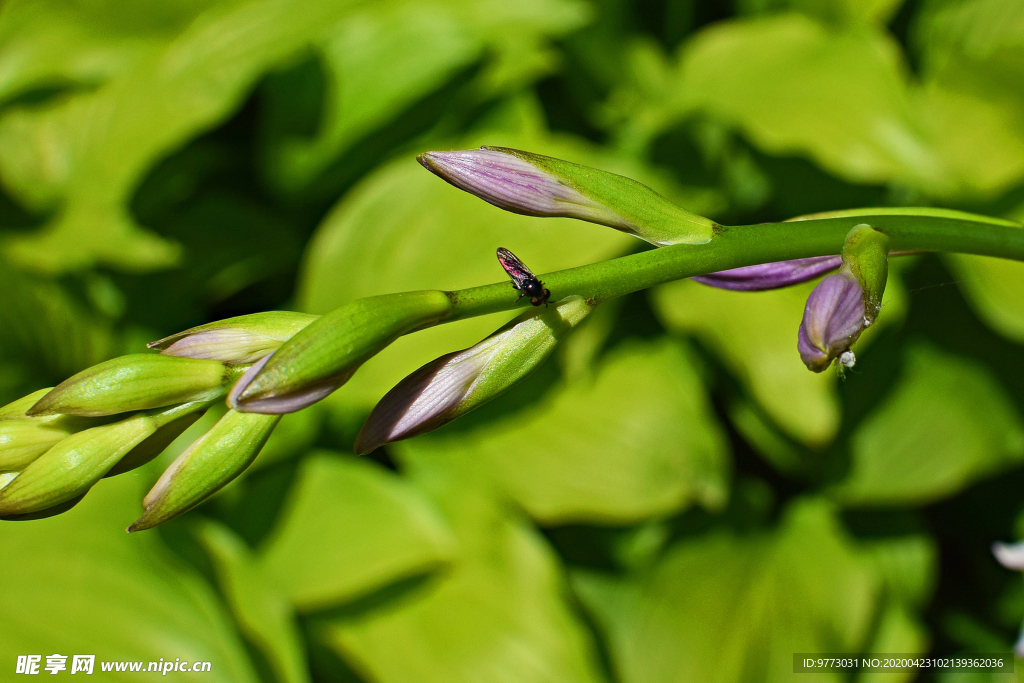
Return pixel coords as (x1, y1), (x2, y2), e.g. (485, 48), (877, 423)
(148, 311), (319, 365)
(355, 296), (594, 454)
(128, 410), (280, 532)
(798, 270), (865, 372)
(840, 224), (889, 322)
(0, 389), (53, 419)
(692, 255), (842, 291)
(419, 147), (715, 246)
(105, 401), (210, 477)
(797, 224), (889, 372)
(0, 415), (87, 471)
(0, 413), (159, 515)
(232, 291), (454, 414)
(28, 354), (238, 417)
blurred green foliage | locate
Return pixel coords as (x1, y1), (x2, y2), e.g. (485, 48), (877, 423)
(2, 0), (1024, 681)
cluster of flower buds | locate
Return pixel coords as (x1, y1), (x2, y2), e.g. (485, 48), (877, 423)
(0, 146), (905, 531)
(0, 311), (318, 528)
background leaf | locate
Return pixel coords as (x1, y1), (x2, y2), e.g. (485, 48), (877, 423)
(834, 344), (1024, 505)
(395, 338), (729, 524)
(256, 452), (455, 611)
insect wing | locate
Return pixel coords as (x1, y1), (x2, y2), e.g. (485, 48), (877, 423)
(496, 248), (537, 289)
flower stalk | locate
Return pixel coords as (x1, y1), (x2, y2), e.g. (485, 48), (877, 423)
(3, 143), (1024, 531)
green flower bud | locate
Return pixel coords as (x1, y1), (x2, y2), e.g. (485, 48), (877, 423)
(28, 354), (239, 417)
(0, 415), (88, 471)
(0, 493), (87, 521)
(128, 410), (281, 532)
(232, 291), (454, 414)
(0, 413), (159, 515)
(105, 401), (210, 477)
(355, 296), (594, 454)
(0, 389), (53, 419)
(840, 223), (890, 323)
(420, 147), (716, 246)
(148, 311), (319, 365)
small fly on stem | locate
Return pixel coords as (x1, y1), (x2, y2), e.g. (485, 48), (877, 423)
(496, 247), (550, 306)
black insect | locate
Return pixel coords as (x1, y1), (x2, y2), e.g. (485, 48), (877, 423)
(496, 247), (550, 306)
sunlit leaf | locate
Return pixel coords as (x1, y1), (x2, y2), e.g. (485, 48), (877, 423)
(318, 474), (604, 683)
(834, 345), (1024, 505)
(264, 0), (589, 193)
(256, 452), (455, 611)
(0, 0), (374, 273)
(946, 254), (1024, 343)
(395, 339), (730, 524)
(197, 520), (309, 683)
(0, 473), (258, 682)
(653, 277), (840, 445)
(675, 15), (943, 190)
(573, 499), (878, 683)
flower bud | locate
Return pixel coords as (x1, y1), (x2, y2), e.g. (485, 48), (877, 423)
(692, 255), (842, 291)
(418, 147), (715, 246)
(128, 410), (281, 532)
(0, 415), (87, 471)
(105, 401), (210, 477)
(0, 389), (53, 419)
(28, 354), (238, 417)
(840, 224), (889, 322)
(0, 413), (158, 515)
(797, 271), (866, 372)
(148, 311), (319, 364)
(355, 296), (593, 454)
(231, 291), (454, 414)
(797, 224), (889, 372)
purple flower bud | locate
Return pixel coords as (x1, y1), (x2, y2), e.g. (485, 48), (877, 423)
(418, 147), (715, 246)
(226, 353), (340, 414)
(419, 148), (623, 224)
(797, 270), (867, 372)
(692, 255), (842, 291)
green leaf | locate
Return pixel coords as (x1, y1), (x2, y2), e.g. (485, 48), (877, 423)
(0, 473), (258, 682)
(0, 0), (223, 103)
(0, 260), (117, 386)
(834, 345), (1024, 505)
(317, 475), (604, 683)
(675, 15), (941, 190)
(196, 520), (310, 683)
(914, 0), (1024, 105)
(264, 0), (589, 193)
(256, 452), (455, 611)
(652, 277), (840, 445)
(573, 499), (878, 683)
(859, 603), (929, 683)
(738, 0), (905, 26)
(858, 533), (937, 610)
(395, 339), (729, 524)
(0, 0), (375, 273)
(946, 254), (1024, 343)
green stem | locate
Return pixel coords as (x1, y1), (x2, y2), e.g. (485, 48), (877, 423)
(443, 213), (1024, 322)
